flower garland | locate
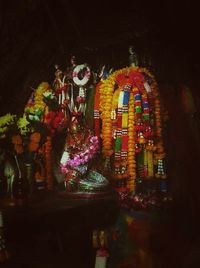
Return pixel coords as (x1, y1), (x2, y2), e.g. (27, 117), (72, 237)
(97, 66), (167, 192)
(72, 64), (91, 86)
(99, 74), (116, 157)
(127, 91), (136, 192)
(60, 135), (99, 174)
(141, 68), (166, 179)
(99, 67), (140, 188)
(94, 81), (102, 138)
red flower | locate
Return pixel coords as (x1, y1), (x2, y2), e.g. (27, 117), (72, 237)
(130, 71), (144, 89)
(76, 96), (86, 104)
(116, 73), (133, 87)
(44, 111), (56, 125)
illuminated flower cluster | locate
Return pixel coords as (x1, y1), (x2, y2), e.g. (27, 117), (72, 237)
(60, 135), (99, 173)
(97, 66), (166, 192)
(17, 114), (32, 135)
(11, 131), (41, 155)
(25, 82), (52, 121)
(44, 111), (66, 136)
(0, 114), (16, 138)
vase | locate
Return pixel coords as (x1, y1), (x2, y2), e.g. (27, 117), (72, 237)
(24, 163), (35, 196)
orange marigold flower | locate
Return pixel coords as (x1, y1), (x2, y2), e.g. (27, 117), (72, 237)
(14, 144), (24, 154)
(12, 135), (23, 145)
(30, 132), (41, 143)
(28, 142), (39, 152)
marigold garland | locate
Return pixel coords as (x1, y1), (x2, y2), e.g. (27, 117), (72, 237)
(143, 70), (166, 179)
(127, 92), (136, 192)
(99, 77), (115, 157)
(97, 66), (167, 192)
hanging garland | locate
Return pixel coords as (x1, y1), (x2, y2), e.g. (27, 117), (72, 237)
(94, 81), (102, 137)
(96, 66), (166, 193)
(72, 64), (91, 86)
(127, 91), (136, 192)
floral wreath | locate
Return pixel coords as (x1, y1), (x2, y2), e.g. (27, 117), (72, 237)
(72, 64), (91, 86)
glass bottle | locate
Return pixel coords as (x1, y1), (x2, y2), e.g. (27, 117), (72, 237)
(0, 169), (6, 200)
(12, 155), (29, 206)
(24, 162), (35, 196)
(3, 159), (15, 207)
(0, 148), (6, 201)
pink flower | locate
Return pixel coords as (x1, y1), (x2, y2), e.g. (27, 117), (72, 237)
(84, 155), (89, 162)
(74, 159), (81, 166)
(73, 156), (79, 162)
(80, 153), (85, 158)
(76, 96), (86, 104)
(90, 136), (98, 143)
(80, 159), (84, 164)
(72, 72), (78, 78)
(60, 134), (100, 175)
(61, 166), (68, 173)
(89, 145), (95, 151)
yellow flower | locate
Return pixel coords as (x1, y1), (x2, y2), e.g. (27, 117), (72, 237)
(17, 114), (31, 135)
(0, 113), (16, 138)
(25, 82), (53, 122)
(0, 113), (16, 127)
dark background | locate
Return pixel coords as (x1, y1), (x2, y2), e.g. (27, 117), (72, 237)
(0, 0), (199, 114)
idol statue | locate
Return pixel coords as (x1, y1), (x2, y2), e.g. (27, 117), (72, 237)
(129, 45), (139, 67)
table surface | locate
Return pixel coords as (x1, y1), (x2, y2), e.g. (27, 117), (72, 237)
(0, 190), (119, 268)
(1, 189), (119, 233)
